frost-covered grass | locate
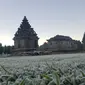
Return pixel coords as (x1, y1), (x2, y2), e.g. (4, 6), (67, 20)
(0, 53), (85, 85)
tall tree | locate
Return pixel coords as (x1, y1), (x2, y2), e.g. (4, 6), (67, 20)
(3, 45), (12, 54)
(0, 43), (3, 54)
(3, 45), (7, 54)
(6, 46), (12, 54)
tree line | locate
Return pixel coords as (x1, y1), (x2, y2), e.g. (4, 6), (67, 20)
(0, 43), (13, 55)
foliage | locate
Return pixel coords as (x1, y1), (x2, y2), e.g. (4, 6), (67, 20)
(0, 54), (84, 85)
(0, 60), (85, 85)
(0, 43), (3, 54)
(0, 44), (12, 55)
(3, 45), (12, 54)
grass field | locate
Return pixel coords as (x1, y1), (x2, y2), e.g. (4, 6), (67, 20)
(0, 53), (85, 85)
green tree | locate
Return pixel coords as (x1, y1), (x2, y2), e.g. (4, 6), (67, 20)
(6, 46), (12, 54)
(0, 43), (3, 54)
(3, 45), (12, 54)
(3, 45), (7, 54)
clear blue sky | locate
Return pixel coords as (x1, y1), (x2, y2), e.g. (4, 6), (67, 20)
(0, 0), (85, 46)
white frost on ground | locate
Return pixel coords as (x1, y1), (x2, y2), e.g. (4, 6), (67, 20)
(0, 53), (84, 67)
(0, 53), (85, 85)
(0, 53), (84, 70)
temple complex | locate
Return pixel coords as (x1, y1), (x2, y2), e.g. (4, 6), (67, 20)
(12, 16), (83, 55)
(13, 16), (39, 55)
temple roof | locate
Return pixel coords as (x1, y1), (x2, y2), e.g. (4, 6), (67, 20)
(47, 35), (73, 41)
(13, 16), (39, 40)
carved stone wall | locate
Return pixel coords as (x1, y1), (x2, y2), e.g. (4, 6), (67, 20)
(39, 35), (81, 51)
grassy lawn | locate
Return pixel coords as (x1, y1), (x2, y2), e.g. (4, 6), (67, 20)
(0, 53), (85, 85)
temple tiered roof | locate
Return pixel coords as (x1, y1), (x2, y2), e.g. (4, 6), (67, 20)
(47, 35), (73, 41)
(13, 16), (38, 39)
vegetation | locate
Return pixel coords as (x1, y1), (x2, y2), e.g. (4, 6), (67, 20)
(0, 56), (85, 85)
(0, 43), (3, 54)
(0, 43), (12, 55)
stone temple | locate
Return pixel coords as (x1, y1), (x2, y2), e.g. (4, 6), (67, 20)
(13, 16), (39, 55)
(40, 35), (82, 52)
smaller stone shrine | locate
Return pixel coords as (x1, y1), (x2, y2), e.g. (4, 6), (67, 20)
(40, 35), (82, 52)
